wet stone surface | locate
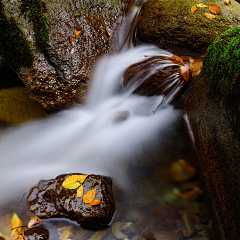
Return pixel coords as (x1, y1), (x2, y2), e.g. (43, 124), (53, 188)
(27, 173), (115, 225)
(24, 226), (49, 240)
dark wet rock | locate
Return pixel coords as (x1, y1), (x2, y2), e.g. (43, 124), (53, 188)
(27, 173), (115, 225)
(0, 237), (5, 240)
(1, 0), (126, 112)
(123, 56), (180, 97)
(0, 87), (47, 125)
(24, 226), (49, 240)
(137, 0), (240, 54)
(184, 29), (240, 239)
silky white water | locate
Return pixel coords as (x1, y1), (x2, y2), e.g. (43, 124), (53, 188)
(0, 45), (182, 205)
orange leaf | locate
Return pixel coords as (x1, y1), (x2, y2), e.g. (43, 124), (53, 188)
(87, 199), (101, 207)
(74, 30), (81, 39)
(225, 0), (231, 5)
(189, 58), (203, 73)
(170, 55), (185, 66)
(204, 13), (216, 19)
(191, 5), (196, 14)
(27, 216), (41, 229)
(69, 35), (75, 47)
(83, 189), (96, 204)
(59, 46), (67, 50)
(180, 64), (189, 82)
(106, 29), (110, 37)
(209, 4), (220, 15)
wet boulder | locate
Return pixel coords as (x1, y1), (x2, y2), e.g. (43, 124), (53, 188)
(1, 0), (126, 112)
(137, 0), (240, 54)
(24, 227), (49, 240)
(27, 173), (115, 225)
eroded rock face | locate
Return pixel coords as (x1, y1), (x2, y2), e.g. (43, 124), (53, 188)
(1, 0), (126, 112)
(137, 0), (240, 54)
(27, 173), (115, 225)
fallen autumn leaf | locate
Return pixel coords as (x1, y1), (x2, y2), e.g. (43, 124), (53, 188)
(83, 189), (96, 204)
(204, 13), (216, 18)
(191, 5), (196, 14)
(209, 4), (220, 15)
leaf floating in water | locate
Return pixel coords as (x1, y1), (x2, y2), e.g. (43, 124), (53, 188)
(209, 4), (220, 15)
(191, 5), (196, 14)
(225, 0), (231, 5)
(57, 225), (75, 240)
(27, 216), (41, 229)
(196, 3), (208, 7)
(204, 13), (216, 19)
(77, 185), (84, 198)
(83, 189), (96, 203)
(69, 35), (75, 47)
(11, 213), (23, 237)
(87, 199), (101, 207)
(74, 30), (81, 39)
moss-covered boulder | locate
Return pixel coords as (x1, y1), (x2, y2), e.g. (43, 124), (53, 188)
(184, 29), (240, 239)
(1, 0), (126, 112)
(136, 0), (240, 54)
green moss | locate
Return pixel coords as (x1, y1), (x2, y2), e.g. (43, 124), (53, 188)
(202, 28), (240, 137)
(0, 0), (34, 72)
(20, 0), (49, 49)
(202, 28), (240, 91)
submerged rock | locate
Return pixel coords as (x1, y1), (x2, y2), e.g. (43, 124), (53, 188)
(24, 227), (49, 240)
(137, 0), (240, 54)
(27, 173), (115, 225)
(1, 0), (126, 112)
(0, 87), (47, 125)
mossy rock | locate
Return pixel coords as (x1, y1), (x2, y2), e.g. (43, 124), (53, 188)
(202, 28), (240, 137)
(0, 87), (47, 125)
(137, 0), (240, 54)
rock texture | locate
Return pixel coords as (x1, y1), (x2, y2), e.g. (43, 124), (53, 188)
(27, 173), (115, 225)
(184, 73), (240, 239)
(137, 0), (240, 54)
(1, 0), (126, 112)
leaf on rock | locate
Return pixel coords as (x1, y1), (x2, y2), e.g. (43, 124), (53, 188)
(180, 64), (189, 82)
(77, 185), (84, 198)
(209, 4), (220, 15)
(87, 199), (101, 207)
(170, 55), (185, 66)
(77, 175), (88, 184)
(106, 29), (111, 37)
(11, 213), (23, 237)
(57, 225), (75, 240)
(225, 0), (231, 5)
(62, 175), (81, 189)
(191, 5), (196, 14)
(73, 30), (81, 39)
(189, 58), (203, 76)
(196, 3), (208, 7)
(204, 13), (216, 19)
(83, 189), (97, 204)
(27, 216), (41, 229)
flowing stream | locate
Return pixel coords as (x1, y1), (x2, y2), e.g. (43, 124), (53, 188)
(0, 1), (221, 239)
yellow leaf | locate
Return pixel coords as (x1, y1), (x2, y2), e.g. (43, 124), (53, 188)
(57, 225), (75, 240)
(196, 3), (208, 7)
(11, 213), (22, 237)
(83, 189), (96, 204)
(87, 199), (101, 207)
(27, 216), (41, 229)
(77, 185), (84, 198)
(62, 175), (81, 189)
(62, 175), (88, 189)
(77, 175), (88, 184)
(204, 13), (216, 19)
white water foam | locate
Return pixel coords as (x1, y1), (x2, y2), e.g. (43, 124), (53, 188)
(0, 45), (180, 203)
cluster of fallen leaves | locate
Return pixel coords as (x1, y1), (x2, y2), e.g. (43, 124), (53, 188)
(0, 213), (42, 240)
(191, 3), (220, 19)
(165, 55), (203, 82)
(62, 175), (101, 207)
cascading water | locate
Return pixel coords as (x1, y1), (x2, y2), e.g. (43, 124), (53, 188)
(0, 1), (221, 240)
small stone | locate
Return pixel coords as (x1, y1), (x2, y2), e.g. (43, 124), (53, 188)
(113, 111), (130, 122)
(24, 226), (49, 240)
(140, 228), (156, 240)
(170, 159), (196, 182)
(119, 222), (139, 236)
(112, 222), (128, 239)
(27, 173), (115, 225)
